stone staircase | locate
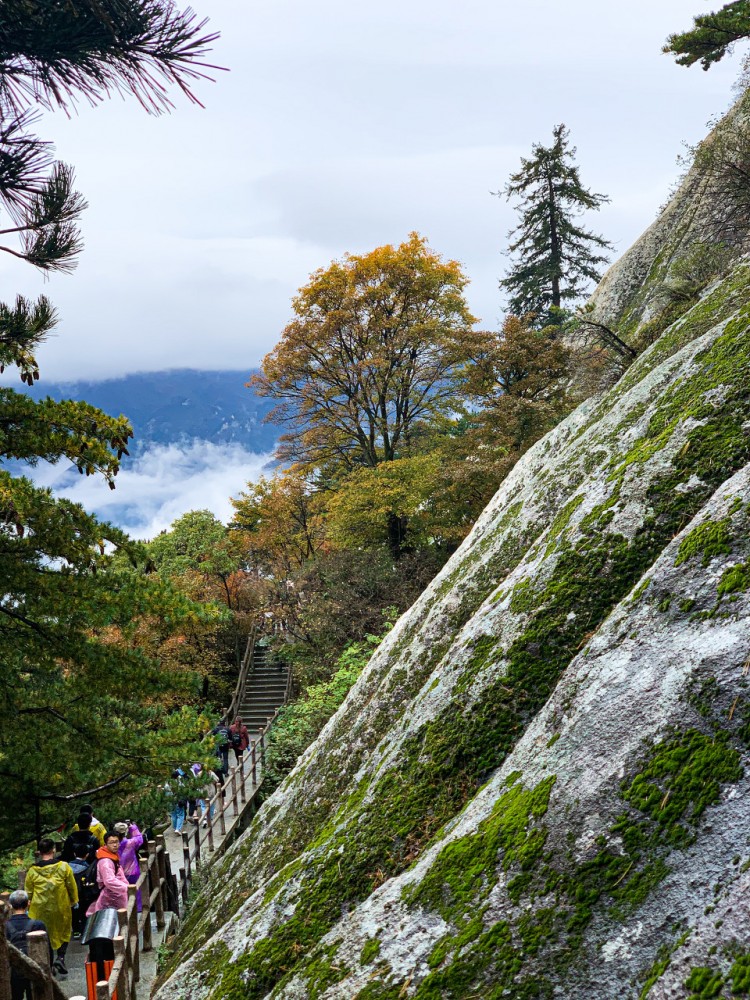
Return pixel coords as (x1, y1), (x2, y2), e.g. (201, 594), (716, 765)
(238, 643), (290, 733)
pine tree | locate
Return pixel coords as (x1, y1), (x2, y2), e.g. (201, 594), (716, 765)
(664, 1), (750, 70)
(499, 124), (612, 325)
(0, 1), (221, 851)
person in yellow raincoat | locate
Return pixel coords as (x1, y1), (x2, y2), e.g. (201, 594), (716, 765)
(24, 838), (78, 976)
(72, 805), (106, 846)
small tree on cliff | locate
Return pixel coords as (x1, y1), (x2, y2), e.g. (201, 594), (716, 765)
(251, 234), (482, 556)
(499, 124), (612, 325)
(664, 1), (750, 69)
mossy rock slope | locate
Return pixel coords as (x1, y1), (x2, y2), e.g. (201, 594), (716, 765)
(154, 113), (750, 1000)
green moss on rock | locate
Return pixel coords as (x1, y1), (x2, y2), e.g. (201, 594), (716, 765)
(676, 517), (733, 567)
(360, 938), (381, 966)
(402, 774), (555, 921)
(620, 728), (741, 847)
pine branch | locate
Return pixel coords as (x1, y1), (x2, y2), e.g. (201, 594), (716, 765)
(0, 106), (52, 221)
(0, 0), (223, 115)
(575, 316), (637, 359)
(0, 162), (87, 273)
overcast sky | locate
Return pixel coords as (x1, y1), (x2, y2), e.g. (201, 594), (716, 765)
(0, 0), (743, 382)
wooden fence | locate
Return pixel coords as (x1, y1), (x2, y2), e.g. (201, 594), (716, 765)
(0, 712), (281, 1000)
(222, 629), (256, 726)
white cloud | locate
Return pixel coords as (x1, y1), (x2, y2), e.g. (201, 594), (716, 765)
(28, 441), (274, 540)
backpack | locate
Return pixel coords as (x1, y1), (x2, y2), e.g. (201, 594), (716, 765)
(230, 728), (243, 749)
(215, 725), (231, 749)
(69, 858), (89, 896)
(81, 856), (119, 906)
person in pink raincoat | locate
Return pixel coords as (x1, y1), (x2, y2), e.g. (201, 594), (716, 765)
(86, 832), (129, 917)
(114, 821), (144, 912)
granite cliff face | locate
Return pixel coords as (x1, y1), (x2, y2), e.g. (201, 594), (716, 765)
(155, 109), (750, 999)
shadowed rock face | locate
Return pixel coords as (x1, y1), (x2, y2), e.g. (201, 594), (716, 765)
(154, 113), (750, 999)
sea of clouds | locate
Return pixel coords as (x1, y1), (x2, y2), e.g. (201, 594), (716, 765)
(26, 440), (275, 540)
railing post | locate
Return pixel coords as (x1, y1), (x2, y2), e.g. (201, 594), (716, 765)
(179, 868), (188, 907)
(193, 821), (201, 871)
(27, 930), (52, 1000)
(218, 777), (227, 836)
(182, 832), (191, 882)
(115, 909), (130, 999)
(230, 768), (239, 817)
(139, 857), (152, 953)
(149, 841), (164, 929)
(239, 754), (247, 805)
(251, 740), (257, 786)
(127, 884), (140, 983)
(17, 870), (24, 891)
(96, 982), (109, 1000)
(0, 900), (12, 1000)
(155, 835), (168, 917)
(113, 936), (131, 1000)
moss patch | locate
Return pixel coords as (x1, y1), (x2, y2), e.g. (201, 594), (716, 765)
(360, 938), (381, 966)
(676, 517), (733, 567)
(718, 562), (750, 596)
(403, 774), (555, 920)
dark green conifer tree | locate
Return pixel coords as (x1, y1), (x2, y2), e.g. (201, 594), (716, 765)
(499, 124), (612, 325)
(0, 1), (221, 851)
(664, 1), (750, 70)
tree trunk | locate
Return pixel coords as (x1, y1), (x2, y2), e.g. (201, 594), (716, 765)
(547, 176), (561, 310)
(386, 512), (408, 559)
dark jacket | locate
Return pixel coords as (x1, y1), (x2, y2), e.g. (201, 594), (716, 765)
(6, 913), (50, 990)
(61, 829), (99, 864)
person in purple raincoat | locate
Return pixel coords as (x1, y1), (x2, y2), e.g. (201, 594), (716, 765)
(114, 821), (144, 912)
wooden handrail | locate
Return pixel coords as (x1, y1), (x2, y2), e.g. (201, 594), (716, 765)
(223, 627), (256, 725)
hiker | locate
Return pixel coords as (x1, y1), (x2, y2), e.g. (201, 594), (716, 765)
(114, 821), (144, 911)
(229, 716), (250, 763)
(211, 720), (231, 775)
(5, 889), (52, 999)
(61, 811), (99, 863)
(185, 763), (216, 826)
(24, 838), (78, 976)
(167, 768), (187, 834)
(86, 831), (129, 916)
(73, 804), (106, 846)
(198, 766), (222, 827)
(67, 843), (90, 936)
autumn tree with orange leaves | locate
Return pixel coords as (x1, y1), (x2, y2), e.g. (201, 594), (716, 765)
(250, 233), (483, 556)
(251, 233), (481, 473)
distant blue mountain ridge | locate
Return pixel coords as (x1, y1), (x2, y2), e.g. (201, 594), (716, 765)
(19, 368), (282, 460)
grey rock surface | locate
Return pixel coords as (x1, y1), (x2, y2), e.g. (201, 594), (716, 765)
(153, 106), (750, 1000)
